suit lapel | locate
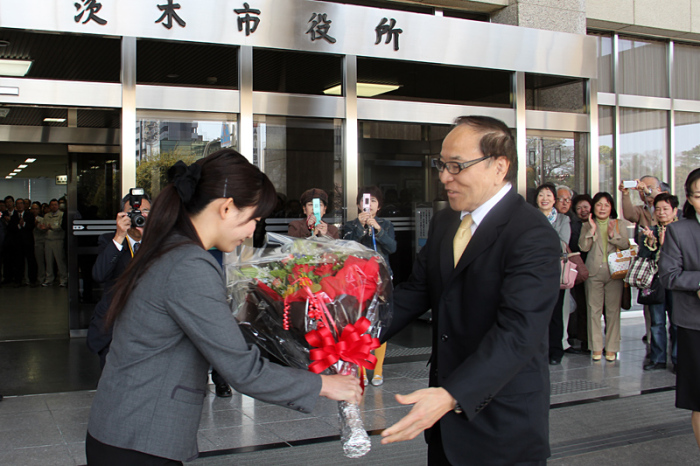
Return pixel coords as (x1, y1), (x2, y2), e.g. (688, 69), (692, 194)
(440, 211), (462, 284)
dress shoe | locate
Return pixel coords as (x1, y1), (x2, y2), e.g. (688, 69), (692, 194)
(549, 358), (561, 365)
(215, 383), (232, 398)
(41, 282), (51, 287)
(605, 352), (617, 362)
(592, 351), (602, 361)
(564, 347), (584, 355)
(371, 375), (384, 386)
(643, 362), (666, 371)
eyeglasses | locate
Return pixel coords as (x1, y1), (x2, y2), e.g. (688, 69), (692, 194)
(557, 198), (572, 203)
(433, 155), (493, 175)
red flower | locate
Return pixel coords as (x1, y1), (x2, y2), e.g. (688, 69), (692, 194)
(292, 263), (314, 280)
(255, 279), (282, 301)
(315, 263), (334, 277)
(320, 256), (379, 307)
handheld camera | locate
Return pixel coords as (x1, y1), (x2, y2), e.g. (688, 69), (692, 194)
(127, 187), (147, 228)
(362, 193), (371, 213)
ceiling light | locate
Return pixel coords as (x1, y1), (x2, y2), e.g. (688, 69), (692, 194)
(13, 169), (21, 173)
(25, 158), (36, 163)
(5, 176), (12, 179)
(43, 118), (66, 123)
(18, 164), (28, 168)
(0, 59), (33, 77)
(8, 172), (16, 176)
(323, 83), (401, 97)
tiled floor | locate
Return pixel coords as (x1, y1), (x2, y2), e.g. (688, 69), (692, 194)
(1, 310), (687, 465)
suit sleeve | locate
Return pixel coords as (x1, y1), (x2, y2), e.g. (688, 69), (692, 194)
(441, 223), (560, 421)
(164, 254), (322, 413)
(659, 224), (700, 292)
(621, 194), (643, 224)
(380, 215), (437, 342)
(578, 223), (594, 252)
(93, 234), (123, 283)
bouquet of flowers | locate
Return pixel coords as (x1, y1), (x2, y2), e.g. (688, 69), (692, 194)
(226, 233), (393, 458)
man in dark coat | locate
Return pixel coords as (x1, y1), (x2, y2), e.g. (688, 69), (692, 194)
(87, 193), (150, 368)
(380, 116), (560, 465)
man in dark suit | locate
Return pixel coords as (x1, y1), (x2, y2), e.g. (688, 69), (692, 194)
(87, 192), (151, 369)
(380, 116), (560, 465)
(14, 199), (37, 286)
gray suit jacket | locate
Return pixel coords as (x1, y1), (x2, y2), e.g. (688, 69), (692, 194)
(659, 218), (700, 330)
(87, 241), (322, 461)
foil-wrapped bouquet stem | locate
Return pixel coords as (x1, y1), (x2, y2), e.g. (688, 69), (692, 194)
(226, 234), (393, 458)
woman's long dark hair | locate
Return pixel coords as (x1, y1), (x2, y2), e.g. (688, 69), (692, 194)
(682, 168), (700, 219)
(591, 192), (618, 220)
(105, 149), (277, 328)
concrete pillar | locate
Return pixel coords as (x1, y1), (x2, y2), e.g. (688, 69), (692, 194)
(492, 0), (586, 35)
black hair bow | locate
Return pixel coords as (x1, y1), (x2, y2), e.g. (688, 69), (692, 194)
(168, 161), (201, 203)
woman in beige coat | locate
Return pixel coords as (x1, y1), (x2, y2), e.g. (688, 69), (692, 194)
(579, 192), (630, 361)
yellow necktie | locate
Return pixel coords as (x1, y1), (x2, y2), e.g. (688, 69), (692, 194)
(453, 214), (473, 267)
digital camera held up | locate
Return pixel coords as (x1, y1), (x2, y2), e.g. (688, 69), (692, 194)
(127, 187), (147, 228)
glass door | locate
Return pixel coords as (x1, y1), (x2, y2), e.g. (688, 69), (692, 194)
(526, 130), (588, 203)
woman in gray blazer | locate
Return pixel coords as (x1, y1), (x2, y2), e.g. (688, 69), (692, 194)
(534, 183), (571, 365)
(86, 150), (361, 465)
(659, 168), (700, 450)
(579, 192), (630, 362)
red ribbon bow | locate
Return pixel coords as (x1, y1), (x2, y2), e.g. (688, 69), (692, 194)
(305, 317), (380, 374)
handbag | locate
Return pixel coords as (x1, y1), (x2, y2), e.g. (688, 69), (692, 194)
(607, 221), (637, 280)
(621, 282), (632, 310)
(624, 256), (658, 289)
(560, 254), (578, 289)
(569, 251), (589, 284)
(637, 275), (666, 305)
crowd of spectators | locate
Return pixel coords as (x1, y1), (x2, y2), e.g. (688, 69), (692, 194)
(0, 195), (67, 287)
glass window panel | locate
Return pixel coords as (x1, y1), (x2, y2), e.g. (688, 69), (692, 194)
(599, 106), (615, 194)
(358, 120), (450, 285)
(619, 37), (668, 97)
(526, 131), (588, 202)
(137, 40), (239, 89)
(357, 58), (512, 107)
(0, 28), (120, 83)
(253, 49), (342, 96)
(255, 116), (343, 221)
(673, 43), (700, 101)
(593, 34), (614, 93)
(619, 108), (667, 192)
(525, 74), (586, 113)
(674, 112), (700, 206)
(135, 117), (238, 198)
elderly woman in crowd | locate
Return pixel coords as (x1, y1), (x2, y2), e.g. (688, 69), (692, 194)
(287, 188), (339, 239)
(534, 183), (571, 365)
(579, 192), (630, 361)
(659, 168), (700, 450)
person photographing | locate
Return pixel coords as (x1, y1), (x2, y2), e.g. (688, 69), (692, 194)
(87, 189), (151, 369)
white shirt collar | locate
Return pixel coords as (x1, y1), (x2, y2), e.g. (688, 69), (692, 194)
(696, 211), (700, 224)
(127, 234), (140, 251)
(460, 183), (512, 233)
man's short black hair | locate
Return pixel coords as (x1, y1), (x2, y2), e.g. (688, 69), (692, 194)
(4, 195), (14, 203)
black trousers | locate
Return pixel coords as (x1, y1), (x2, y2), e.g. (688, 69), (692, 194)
(427, 421), (547, 465)
(86, 432), (183, 466)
